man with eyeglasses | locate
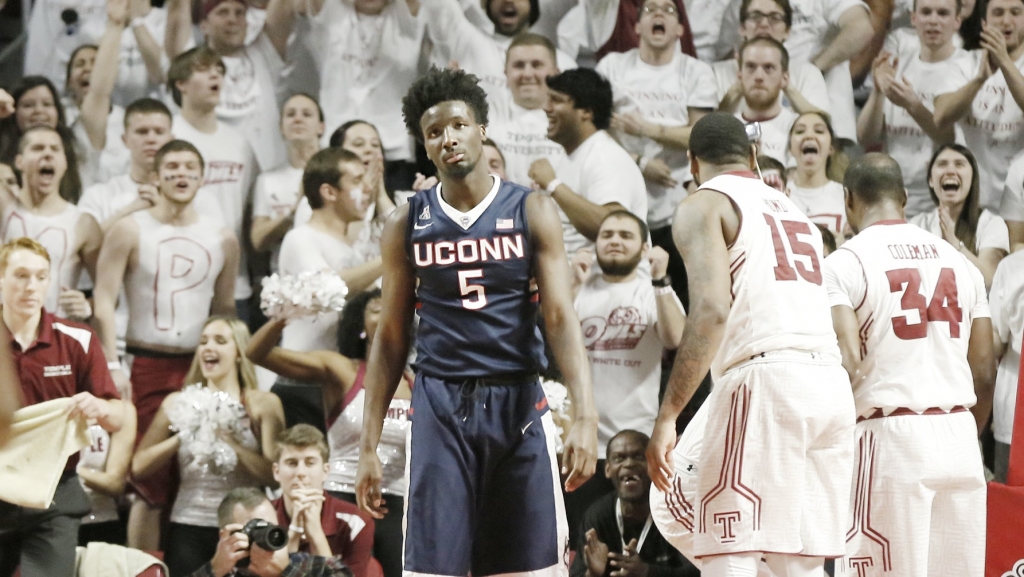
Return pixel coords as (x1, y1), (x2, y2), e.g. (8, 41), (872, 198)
(857, 0), (975, 216)
(713, 0), (833, 126)
(595, 0), (717, 301)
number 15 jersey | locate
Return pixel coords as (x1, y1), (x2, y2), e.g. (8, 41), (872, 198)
(701, 172), (840, 380)
(406, 176), (547, 379)
(823, 221), (989, 414)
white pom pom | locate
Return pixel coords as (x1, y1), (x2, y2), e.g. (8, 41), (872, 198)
(167, 384), (248, 475)
(260, 270), (349, 321)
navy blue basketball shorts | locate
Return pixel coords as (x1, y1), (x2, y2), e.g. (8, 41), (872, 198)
(403, 374), (570, 577)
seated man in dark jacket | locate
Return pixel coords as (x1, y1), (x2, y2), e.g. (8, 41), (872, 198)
(571, 430), (699, 577)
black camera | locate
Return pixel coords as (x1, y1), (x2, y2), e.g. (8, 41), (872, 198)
(235, 518), (288, 568)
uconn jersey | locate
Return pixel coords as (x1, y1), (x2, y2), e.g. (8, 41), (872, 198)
(406, 177), (546, 378)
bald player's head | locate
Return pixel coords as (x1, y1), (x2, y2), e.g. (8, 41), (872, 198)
(843, 153), (908, 233)
(688, 113), (755, 185)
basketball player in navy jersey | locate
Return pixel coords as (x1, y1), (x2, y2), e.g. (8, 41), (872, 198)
(355, 68), (599, 577)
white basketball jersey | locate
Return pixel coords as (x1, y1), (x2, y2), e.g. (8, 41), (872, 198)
(823, 221), (989, 414)
(124, 211), (225, 349)
(1, 204), (84, 316)
(701, 172), (840, 379)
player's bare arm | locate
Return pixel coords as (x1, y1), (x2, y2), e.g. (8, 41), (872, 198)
(647, 190), (736, 492)
(526, 192), (598, 491)
(212, 229), (240, 317)
(831, 304), (862, 380)
(93, 216), (140, 393)
(967, 317), (996, 434)
(650, 246), (685, 348)
(356, 203), (416, 518)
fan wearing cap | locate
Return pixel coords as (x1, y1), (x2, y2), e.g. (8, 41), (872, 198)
(165, 0), (295, 171)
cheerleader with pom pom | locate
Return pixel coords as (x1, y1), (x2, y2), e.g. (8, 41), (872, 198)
(131, 316), (285, 577)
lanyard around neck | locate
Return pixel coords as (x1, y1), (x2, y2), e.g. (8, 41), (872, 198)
(615, 497), (653, 554)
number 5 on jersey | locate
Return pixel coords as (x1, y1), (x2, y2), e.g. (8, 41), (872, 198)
(459, 269), (487, 310)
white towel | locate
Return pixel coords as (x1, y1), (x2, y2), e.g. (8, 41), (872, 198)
(0, 398), (91, 509)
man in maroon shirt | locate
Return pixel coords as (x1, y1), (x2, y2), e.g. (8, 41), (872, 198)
(0, 237), (124, 577)
(272, 425), (374, 577)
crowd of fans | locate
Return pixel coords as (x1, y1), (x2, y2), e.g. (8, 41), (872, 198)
(1, 0), (1023, 572)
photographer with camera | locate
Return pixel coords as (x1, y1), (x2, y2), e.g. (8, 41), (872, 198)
(188, 488), (352, 577)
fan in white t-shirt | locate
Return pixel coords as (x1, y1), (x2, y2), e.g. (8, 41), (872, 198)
(713, 0), (832, 125)
(685, 0), (742, 62)
(999, 153), (1024, 250)
(786, 111), (848, 241)
(555, 0), (696, 68)
(731, 37), (801, 166)
(79, 99), (175, 360)
(572, 212), (685, 458)
(783, 0), (872, 142)
(568, 211), (685, 538)
(858, 0), (974, 217)
(2, 128), (103, 323)
(421, 0), (577, 107)
(251, 94), (324, 273)
(167, 47), (259, 310)
(528, 68), (647, 256)
(293, 0), (422, 166)
(910, 144), (1009, 287)
(989, 250), (1024, 483)
(486, 34), (569, 187)
(597, 0), (717, 233)
(935, 0), (1024, 213)
(61, 0), (131, 188)
(166, 0), (294, 171)
(278, 148), (382, 353)
(457, 0), (576, 48)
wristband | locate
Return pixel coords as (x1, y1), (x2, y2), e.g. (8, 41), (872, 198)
(652, 274), (672, 288)
(654, 285), (675, 296)
(545, 178), (562, 194)
(107, 361), (121, 371)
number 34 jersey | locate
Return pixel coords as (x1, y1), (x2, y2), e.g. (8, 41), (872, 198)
(406, 177), (547, 379)
(823, 221), (989, 414)
(700, 172), (840, 380)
